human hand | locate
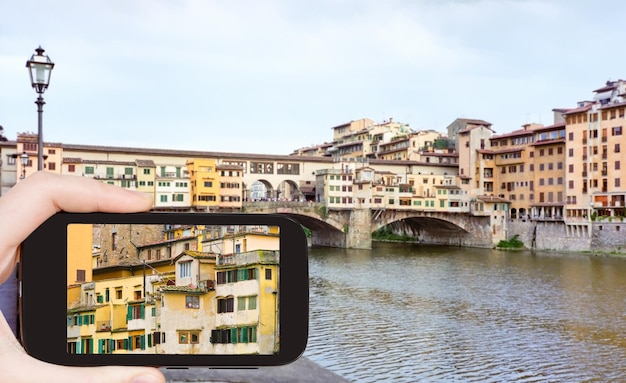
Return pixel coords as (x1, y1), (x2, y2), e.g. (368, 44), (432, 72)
(0, 172), (165, 383)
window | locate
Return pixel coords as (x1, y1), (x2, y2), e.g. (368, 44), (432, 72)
(617, 178), (621, 188)
(179, 261), (192, 278)
(265, 269), (272, 280)
(143, 168), (151, 174)
(616, 161), (621, 170)
(178, 331), (200, 344)
(76, 269), (85, 282)
(568, 164), (574, 173)
(612, 126), (623, 136)
(127, 304), (145, 320)
(217, 297), (234, 313)
(112, 232), (118, 251)
(134, 290), (141, 300)
(160, 195), (167, 202)
(115, 288), (122, 300)
(238, 295), (259, 311)
(85, 166), (94, 174)
(186, 296), (199, 309)
(211, 327), (257, 344)
(204, 181), (213, 187)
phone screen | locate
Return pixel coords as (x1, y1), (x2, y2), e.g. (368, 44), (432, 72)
(66, 223), (280, 356)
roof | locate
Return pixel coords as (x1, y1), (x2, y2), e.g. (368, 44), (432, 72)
(216, 164), (244, 170)
(491, 128), (533, 140)
(135, 159), (155, 167)
(562, 104), (593, 115)
(159, 285), (208, 293)
(530, 138), (565, 147)
(477, 195), (510, 203)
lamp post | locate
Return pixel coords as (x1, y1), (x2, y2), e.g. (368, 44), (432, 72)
(20, 152), (29, 179)
(26, 46), (54, 171)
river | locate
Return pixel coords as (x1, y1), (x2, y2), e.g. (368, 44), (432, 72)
(303, 242), (626, 382)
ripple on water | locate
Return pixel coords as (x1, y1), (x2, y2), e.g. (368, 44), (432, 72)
(304, 246), (626, 382)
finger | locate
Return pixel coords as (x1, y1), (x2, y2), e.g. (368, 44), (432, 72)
(0, 311), (165, 383)
(0, 172), (153, 281)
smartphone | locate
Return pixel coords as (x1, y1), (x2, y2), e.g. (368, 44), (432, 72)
(19, 212), (308, 367)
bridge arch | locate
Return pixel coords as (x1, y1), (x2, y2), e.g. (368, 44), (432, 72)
(276, 179), (302, 201)
(248, 179), (273, 201)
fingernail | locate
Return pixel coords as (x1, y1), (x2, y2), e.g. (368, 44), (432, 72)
(131, 374), (163, 383)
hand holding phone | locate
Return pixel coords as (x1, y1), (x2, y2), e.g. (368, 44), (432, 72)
(0, 172), (165, 383)
(20, 212), (309, 367)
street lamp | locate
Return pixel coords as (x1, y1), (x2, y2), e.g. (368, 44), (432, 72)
(26, 46), (54, 171)
(20, 152), (29, 179)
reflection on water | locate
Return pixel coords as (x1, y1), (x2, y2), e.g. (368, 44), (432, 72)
(304, 243), (626, 382)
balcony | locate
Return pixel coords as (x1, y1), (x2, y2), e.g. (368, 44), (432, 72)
(96, 320), (112, 332)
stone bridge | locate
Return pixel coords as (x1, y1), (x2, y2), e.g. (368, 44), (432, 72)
(243, 202), (493, 249)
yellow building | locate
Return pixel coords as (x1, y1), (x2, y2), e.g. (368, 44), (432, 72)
(136, 159), (156, 200)
(16, 133), (63, 179)
(157, 251), (217, 354)
(187, 158), (220, 211)
(489, 124), (538, 220)
(217, 164), (244, 210)
(213, 249), (279, 354)
(67, 224), (93, 287)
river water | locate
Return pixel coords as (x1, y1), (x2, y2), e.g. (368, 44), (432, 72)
(303, 242), (626, 382)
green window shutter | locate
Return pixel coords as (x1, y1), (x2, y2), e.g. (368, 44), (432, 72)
(110, 339), (115, 353)
(140, 335), (146, 350)
(90, 314), (95, 324)
(148, 334), (152, 348)
(98, 339), (104, 354)
(241, 326), (249, 343)
(125, 167), (133, 175)
(127, 306), (133, 321)
(230, 328), (238, 344)
(128, 336), (133, 350)
(97, 295), (103, 303)
(78, 315), (83, 326)
(251, 326), (257, 343)
(105, 289), (109, 302)
(81, 339), (85, 354)
(248, 296), (257, 310)
(161, 167), (166, 177)
(106, 167), (114, 177)
(237, 297), (246, 311)
(151, 307), (156, 317)
(176, 167), (181, 177)
(124, 339), (129, 350)
(140, 304), (145, 319)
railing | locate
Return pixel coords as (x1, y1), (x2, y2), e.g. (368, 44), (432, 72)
(96, 320), (111, 332)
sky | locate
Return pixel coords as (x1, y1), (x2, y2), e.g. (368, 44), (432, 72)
(1, 0), (625, 155)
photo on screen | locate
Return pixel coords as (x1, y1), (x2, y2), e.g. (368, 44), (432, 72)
(66, 223), (280, 355)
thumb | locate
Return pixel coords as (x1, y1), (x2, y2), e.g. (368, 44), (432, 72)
(0, 313), (165, 383)
(1, 351), (165, 383)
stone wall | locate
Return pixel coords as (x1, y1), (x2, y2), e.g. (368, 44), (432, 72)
(98, 224), (164, 266)
(508, 220), (593, 252)
(591, 221), (626, 252)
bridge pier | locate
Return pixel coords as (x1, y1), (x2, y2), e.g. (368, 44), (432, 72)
(345, 208), (372, 249)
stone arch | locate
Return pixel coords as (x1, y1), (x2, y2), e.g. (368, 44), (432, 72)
(276, 179), (302, 201)
(248, 179), (273, 201)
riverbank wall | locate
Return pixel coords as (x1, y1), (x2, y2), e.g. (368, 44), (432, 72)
(508, 220), (626, 253)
